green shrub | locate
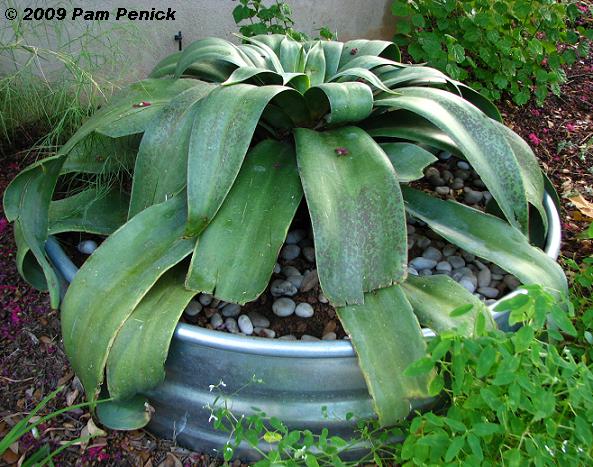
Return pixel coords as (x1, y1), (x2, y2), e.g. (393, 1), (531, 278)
(232, 0), (335, 40)
(391, 0), (593, 105)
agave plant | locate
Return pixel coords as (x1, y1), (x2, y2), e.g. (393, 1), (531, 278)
(4, 34), (566, 429)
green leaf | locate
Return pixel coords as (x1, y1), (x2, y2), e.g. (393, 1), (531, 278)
(376, 87), (528, 233)
(222, 66), (284, 86)
(295, 126), (407, 306)
(364, 110), (461, 157)
(128, 83), (215, 218)
(3, 156), (64, 308)
(449, 304), (474, 317)
(48, 188), (129, 235)
(549, 305), (577, 336)
(337, 285), (432, 426)
(493, 121), (548, 236)
(402, 274), (494, 336)
(319, 40), (344, 80)
(13, 223), (48, 291)
(96, 396), (151, 430)
(404, 357), (435, 376)
(106, 264), (196, 399)
(304, 42), (326, 87)
(402, 187), (567, 298)
(96, 80), (200, 138)
(476, 345), (497, 378)
(304, 82), (373, 126)
(379, 143), (438, 182)
(185, 84), (300, 236)
(338, 39), (400, 69)
(185, 140), (302, 303)
(61, 196), (195, 404)
(174, 37), (249, 78)
(445, 436), (465, 462)
(279, 36), (305, 73)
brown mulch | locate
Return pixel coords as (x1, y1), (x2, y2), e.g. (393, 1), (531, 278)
(1, 51), (593, 466)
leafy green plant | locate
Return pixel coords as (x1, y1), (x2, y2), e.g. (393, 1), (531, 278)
(3, 33), (566, 430)
(232, 0), (335, 41)
(391, 0), (593, 105)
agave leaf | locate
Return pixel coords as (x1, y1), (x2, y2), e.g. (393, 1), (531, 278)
(128, 83), (215, 218)
(241, 36), (284, 73)
(380, 143), (438, 182)
(330, 67), (394, 94)
(337, 284), (431, 426)
(304, 42), (326, 87)
(48, 189), (129, 235)
(305, 82), (373, 125)
(236, 43), (269, 69)
(364, 110), (461, 156)
(453, 80), (502, 122)
(186, 84), (300, 236)
(60, 134), (140, 175)
(4, 156), (64, 307)
(248, 34), (286, 55)
(186, 140), (302, 303)
(96, 79), (199, 138)
(174, 37), (248, 78)
(377, 87), (528, 234)
(14, 223), (48, 291)
(338, 39), (400, 68)
(493, 121), (547, 235)
(402, 187), (567, 297)
(295, 126), (407, 306)
(106, 265), (196, 400)
(222, 66), (283, 86)
(149, 51), (181, 78)
(319, 40), (344, 80)
(96, 396), (151, 430)
(338, 55), (402, 72)
(280, 72), (310, 93)
(61, 196), (195, 404)
(379, 65), (452, 89)
(402, 274), (495, 336)
(279, 36), (305, 73)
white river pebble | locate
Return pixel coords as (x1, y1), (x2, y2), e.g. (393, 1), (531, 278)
(184, 301), (202, 317)
(225, 317), (239, 333)
(295, 302), (314, 318)
(77, 240), (98, 255)
(272, 297), (296, 317)
(222, 303), (241, 317)
(286, 229), (306, 244)
(248, 311), (270, 328)
(210, 312), (223, 328)
(238, 315), (254, 335)
(270, 279), (298, 297)
(478, 287), (500, 298)
(410, 257), (437, 270)
(281, 244), (301, 260)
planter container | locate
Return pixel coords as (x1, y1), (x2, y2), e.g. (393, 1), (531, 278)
(45, 193), (561, 461)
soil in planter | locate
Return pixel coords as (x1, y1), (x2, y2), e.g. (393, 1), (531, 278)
(59, 152), (524, 341)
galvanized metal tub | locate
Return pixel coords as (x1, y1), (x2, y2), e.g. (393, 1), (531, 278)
(45, 193), (561, 461)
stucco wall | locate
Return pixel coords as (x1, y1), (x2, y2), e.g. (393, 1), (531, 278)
(2, 0), (396, 80)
